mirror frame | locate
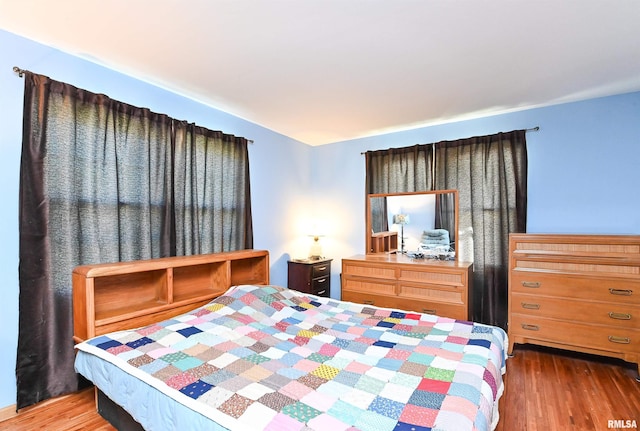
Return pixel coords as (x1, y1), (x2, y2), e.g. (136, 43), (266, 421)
(365, 189), (459, 258)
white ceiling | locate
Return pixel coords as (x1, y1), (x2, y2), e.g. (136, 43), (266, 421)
(2, 1), (640, 146)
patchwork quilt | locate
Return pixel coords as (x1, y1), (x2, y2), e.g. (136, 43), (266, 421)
(75, 284), (508, 431)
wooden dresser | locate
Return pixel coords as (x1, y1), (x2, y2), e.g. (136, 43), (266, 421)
(73, 250), (269, 343)
(341, 254), (473, 320)
(508, 234), (640, 375)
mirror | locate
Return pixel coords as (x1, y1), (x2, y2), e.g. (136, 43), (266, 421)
(366, 190), (459, 259)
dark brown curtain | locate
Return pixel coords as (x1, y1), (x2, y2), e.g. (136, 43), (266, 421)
(173, 122), (253, 254)
(17, 72), (252, 408)
(435, 192), (456, 248)
(365, 144), (434, 194)
(434, 130), (527, 327)
(365, 145), (434, 245)
(369, 197), (389, 234)
(364, 131), (527, 328)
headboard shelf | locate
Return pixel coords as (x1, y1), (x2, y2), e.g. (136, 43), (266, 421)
(172, 262), (229, 299)
(96, 299), (171, 326)
(230, 257), (270, 285)
(73, 249), (269, 343)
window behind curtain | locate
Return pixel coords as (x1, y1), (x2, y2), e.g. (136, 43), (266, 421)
(364, 131), (527, 328)
(17, 72), (252, 408)
(434, 131), (527, 327)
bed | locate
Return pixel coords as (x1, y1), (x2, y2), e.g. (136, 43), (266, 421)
(75, 281), (508, 431)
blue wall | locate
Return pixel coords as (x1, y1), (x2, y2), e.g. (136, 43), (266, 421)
(309, 89), (640, 367)
(2, 28), (640, 411)
(313, 92), (640, 262)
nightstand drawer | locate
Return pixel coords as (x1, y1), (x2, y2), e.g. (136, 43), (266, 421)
(312, 263), (331, 278)
(312, 276), (330, 297)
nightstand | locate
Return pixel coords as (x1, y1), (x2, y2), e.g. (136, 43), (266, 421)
(287, 258), (332, 297)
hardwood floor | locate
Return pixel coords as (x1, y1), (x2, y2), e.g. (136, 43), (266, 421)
(1, 345), (637, 430)
(0, 388), (115, 431)
(496, 345), (639, 431)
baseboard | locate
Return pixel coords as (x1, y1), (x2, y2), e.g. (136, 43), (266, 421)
(0, 403), (17, 422)
(0, 388), (91, 424)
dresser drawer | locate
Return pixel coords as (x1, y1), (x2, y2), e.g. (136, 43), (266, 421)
(342, 276), (395, 296)
(510, 314), (640, 354)
(511, 292), (639, 329)
(511, 271), (640, 305)
(342, 290), (467, 320)
(398, 267), (466, 288)
(342, 261), (396, 280)
(398, 282), (465, 306)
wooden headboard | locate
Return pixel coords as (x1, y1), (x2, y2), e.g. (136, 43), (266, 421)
(73, 250), (269, 343)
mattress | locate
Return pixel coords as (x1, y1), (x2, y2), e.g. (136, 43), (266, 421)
(75, 349), (226, 430)
(75, 284), (508, 431)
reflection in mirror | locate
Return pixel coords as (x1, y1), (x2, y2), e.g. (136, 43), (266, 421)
(367, 190), (458, 259)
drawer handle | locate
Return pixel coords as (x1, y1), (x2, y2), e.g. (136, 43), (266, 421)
(608, 335), (631, 344)
(609, 312), (632, 320)
(521, 324), (539, 331)
(363, 300), (374, 305)
(609, 288), (633, 296)
(316, 278), (327, 283)
(317, 266), (327, 271)
(316, 290), (326, 296)
(521, 302), (540, 310)
(521, 281), (541, 288)
(422, 309), (437, 314)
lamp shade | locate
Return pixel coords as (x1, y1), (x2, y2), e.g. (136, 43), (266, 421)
(393, 214), (410, 225)
(308, 234), (323, 260)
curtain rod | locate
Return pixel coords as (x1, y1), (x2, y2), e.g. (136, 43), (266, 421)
(13, 66), (26, 77)
(360, 127), (540, 155)
(13, 66), (254, 144)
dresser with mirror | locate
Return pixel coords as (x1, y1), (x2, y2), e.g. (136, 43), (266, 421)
(342, 190), (474, 320)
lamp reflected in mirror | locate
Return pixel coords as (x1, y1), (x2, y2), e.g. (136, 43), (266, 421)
(393, 213), (410, 254)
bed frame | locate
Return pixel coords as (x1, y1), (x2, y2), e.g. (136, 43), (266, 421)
(96, 389), (144, 431)
(73, 250), (270, 428)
